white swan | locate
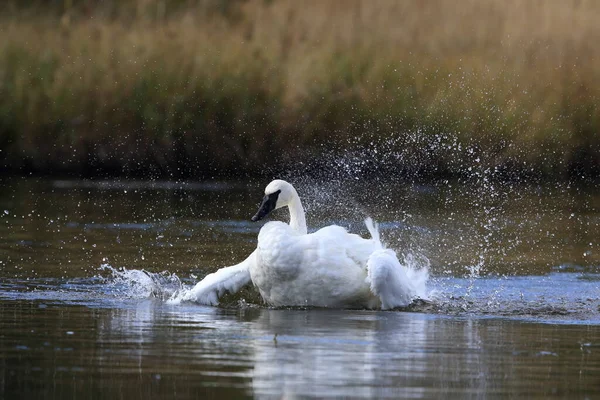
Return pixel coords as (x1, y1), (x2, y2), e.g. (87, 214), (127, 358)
(171, 180), (427, 309)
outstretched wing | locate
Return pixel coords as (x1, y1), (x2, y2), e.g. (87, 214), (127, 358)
(170, 250), (255, 305)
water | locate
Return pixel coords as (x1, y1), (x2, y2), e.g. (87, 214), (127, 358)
(1, 177), (599, 398)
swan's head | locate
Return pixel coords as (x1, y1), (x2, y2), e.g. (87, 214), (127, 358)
(251, 180), (296, 222)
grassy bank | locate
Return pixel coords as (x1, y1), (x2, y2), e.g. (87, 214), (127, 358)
(1, 0), (599, 180)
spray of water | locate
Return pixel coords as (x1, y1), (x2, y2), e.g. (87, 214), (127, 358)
(99, 264), (185, 301)
(81, 131), (598, 318)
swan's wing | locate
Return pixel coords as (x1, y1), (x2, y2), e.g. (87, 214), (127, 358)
(169, 251), (254, 306)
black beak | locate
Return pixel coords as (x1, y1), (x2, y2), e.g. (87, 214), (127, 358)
(251, 190), (280, 222)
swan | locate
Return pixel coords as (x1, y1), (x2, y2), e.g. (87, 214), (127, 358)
(171, 180), (426, 309)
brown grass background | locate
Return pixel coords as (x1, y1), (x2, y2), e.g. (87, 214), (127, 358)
(1, 0), (599, 179)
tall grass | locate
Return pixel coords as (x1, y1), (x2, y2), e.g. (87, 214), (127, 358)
(0, 0), (599, 179)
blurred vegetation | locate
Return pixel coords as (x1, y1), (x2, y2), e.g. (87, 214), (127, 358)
(0, 0), (599, 180)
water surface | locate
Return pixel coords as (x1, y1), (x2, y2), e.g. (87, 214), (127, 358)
(0, 177), (599, 398)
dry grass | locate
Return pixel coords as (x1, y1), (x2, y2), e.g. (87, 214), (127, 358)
(0, 0), (599, 179)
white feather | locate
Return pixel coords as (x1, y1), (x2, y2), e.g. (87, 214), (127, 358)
(366, 249), (420, 309)
(168, 252), (253, 305)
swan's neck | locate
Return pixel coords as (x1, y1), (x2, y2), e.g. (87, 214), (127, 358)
(287, 194), (307, 234)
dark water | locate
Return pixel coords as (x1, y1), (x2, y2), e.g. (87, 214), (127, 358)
(1, 177), (599, 398)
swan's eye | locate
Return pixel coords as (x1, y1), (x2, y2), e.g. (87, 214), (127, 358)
(251, 190), (281, 221)
(266, 189), (281, 203)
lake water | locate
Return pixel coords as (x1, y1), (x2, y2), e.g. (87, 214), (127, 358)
(1, 176), (599, 398)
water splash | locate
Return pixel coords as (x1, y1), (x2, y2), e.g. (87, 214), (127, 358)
(98, 264), (184, 301)
(402, 252), (431, 301)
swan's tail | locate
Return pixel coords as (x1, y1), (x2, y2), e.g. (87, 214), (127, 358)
(363, 218), (429, 309)
(366, 249), (429, 309)
(366, 249), (411, 309)
(364, 217), (382, 247)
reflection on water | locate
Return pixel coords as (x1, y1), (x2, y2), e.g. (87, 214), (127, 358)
(0, 177), (599, 398)
(1, 300), (598, 399)
(0, 300), (600, 398)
